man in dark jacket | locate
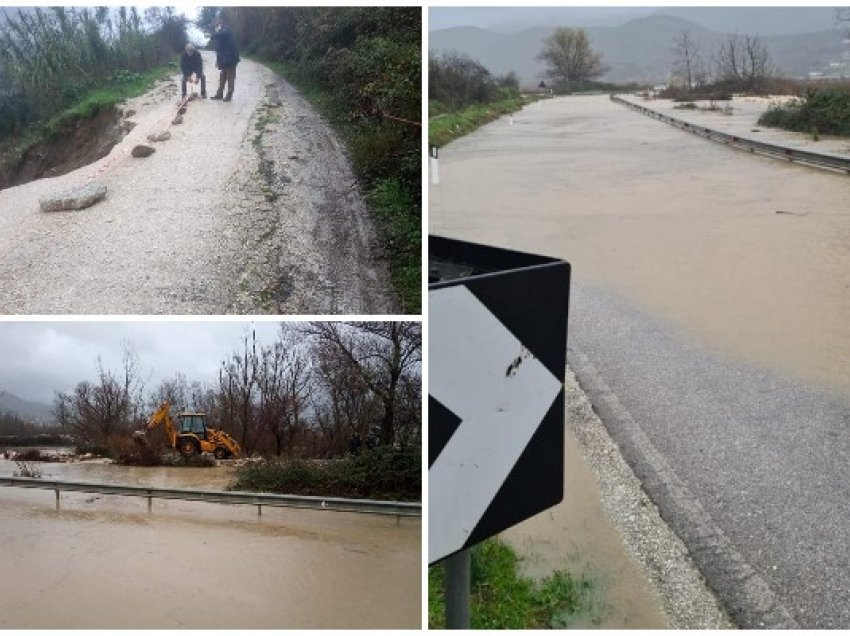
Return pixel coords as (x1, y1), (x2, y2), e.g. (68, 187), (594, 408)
(180, 43), (206, 98)
(207, 20), (240, 102)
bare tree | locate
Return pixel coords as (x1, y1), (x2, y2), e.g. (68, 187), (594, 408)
(538, 27), (607, 86)
(716, 33), (772, 90)
(255, 326), (312, 457)
(220, 329), (260, 455)
(305, 322), (421, 448)
(54, 350), (144, 448)
(120, 340), (146, 425)
(671, 30), (703, 90)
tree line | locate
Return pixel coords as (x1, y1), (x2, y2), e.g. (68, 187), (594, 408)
(536, 26), (776, 94)
(54, 322), (421, 459)
(0, 7), (187, 140)
(201, 6), (421, 311)
(206, 7), (420, 207)
(429, 51), (519, 110)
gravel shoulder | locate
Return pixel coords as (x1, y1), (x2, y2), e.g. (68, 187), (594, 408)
(503, 366), (733, 628)
(0, 53), (395, 314)
(564, 365), (734, 629)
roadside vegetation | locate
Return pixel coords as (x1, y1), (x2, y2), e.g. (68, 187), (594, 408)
(758, 86), (850, 137)
(658, 28), (850, 138)
(429, 51), (534, 147)
(429, 539), (597, 628)
(229, 446), (420, 500)
(214, 7), (421, 312)
(0, 7), (186, 182)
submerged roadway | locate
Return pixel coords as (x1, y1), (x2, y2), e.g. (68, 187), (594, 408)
(429, 94), (850, 628)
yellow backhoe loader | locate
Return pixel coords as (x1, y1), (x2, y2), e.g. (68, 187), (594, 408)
(135, 401), (241, 459)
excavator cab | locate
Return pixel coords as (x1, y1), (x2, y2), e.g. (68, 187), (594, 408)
(178, 413), (207, 440)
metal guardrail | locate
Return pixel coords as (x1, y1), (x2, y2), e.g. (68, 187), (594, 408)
(0, 476), (421, 520)
(610, 94), (850, 175)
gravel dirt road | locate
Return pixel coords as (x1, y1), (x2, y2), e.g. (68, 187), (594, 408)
(0, 53), (396, 315)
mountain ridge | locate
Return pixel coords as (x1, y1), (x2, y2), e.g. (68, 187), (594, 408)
(430, 14), (847, 86)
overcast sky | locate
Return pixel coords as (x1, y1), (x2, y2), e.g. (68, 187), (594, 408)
(429, 7), (842, 35)
(0, 321), (289, 403)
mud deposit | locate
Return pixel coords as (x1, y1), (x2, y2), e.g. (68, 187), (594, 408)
(0, 459), (420, 628)
(430, 94), (850, 396)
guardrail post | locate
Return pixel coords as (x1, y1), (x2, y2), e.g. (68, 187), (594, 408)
(147, 492), (152, 513)
(55, 489), (60, 510)
(396, 514), (401, 526)
(257, 504), (262, 518)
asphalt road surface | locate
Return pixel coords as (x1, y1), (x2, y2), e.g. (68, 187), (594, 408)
(0, 52), (395, 314)
(430, 94), (850, 628)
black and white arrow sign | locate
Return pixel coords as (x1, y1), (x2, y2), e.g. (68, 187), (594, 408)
(429, 285), (563, 564)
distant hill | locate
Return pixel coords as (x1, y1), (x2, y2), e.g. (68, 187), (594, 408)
(0, 391), (54, 424)
(429, 14), (848, 87)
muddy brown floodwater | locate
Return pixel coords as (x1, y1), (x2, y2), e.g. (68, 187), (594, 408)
(430, 94), (850, 396)
(0, 458), (420, 628)
(502, 432), (668, 628)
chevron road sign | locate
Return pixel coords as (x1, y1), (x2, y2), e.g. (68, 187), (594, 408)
(429, 236), (570, 565)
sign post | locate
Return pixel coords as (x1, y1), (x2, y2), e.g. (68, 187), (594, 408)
(429, 236), (571, 621)
(444, 549), (471, 629)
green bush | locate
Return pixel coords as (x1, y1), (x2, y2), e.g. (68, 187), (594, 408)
(0, 7), (186, 141)
(229, 447), (421, 500)
(758, 88), (850, 137)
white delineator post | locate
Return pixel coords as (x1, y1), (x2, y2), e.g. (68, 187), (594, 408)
(430, 145), (440, 185)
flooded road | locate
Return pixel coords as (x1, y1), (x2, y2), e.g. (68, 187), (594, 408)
(429, 94), (850, 627)
(0, 458), (420, 628)
(430, 94), (850, 395)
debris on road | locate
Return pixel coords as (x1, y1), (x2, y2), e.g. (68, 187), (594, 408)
(146, 131), (171, 143)
(131, 144), (156, 158)
(39, 182), (107, 212)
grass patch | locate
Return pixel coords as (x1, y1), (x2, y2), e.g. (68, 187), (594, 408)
(429, 95), (535, 148)
(229, 447), (420, 501)
(260, 58), (421, 313)
(429, 538), (597, 629)
(43, 64), (173, 139)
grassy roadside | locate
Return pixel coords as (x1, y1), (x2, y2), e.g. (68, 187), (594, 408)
(429, 95), (540, 148)
(428, 538), (597, 629)
(0, 63), (175, 174)
(261, 58), (421, 314)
